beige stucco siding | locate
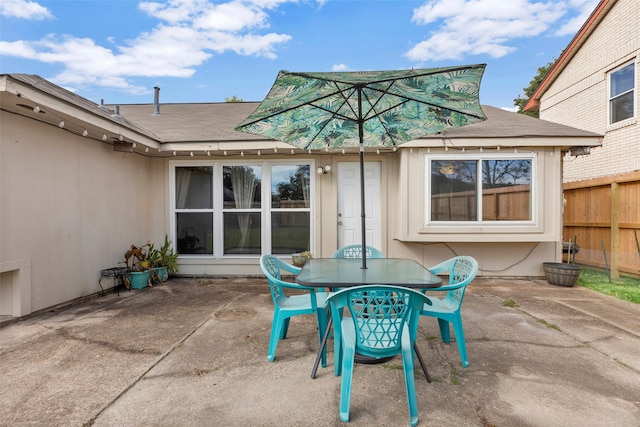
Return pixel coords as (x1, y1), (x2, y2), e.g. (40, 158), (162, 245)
(539, 0), (639, 182)
(0, 112), (164, 315)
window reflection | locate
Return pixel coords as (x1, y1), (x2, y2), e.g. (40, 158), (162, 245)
(431, 158), (531, 222)
(271, 165), (310, 208)
(271, 165), (311, 253)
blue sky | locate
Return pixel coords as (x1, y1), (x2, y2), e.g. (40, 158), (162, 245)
(1, 0), (599, 111)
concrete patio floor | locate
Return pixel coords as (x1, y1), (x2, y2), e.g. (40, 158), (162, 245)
(1, 276), (639, 427)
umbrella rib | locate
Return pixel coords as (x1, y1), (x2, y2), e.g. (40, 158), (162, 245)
(301, 84), (359, 148)
(363, 85), (486, 121)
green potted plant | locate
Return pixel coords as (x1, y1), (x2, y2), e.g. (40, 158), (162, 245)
(291, 250), (312, 267)
(123, 243), (152, 289)
(155, 235), (178, 280)
(147, 243), (165, 284)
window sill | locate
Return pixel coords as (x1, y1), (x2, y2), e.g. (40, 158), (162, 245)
(607, 117), (636, 132)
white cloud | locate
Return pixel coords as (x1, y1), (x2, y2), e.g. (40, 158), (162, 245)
(406, 0), (568, 62)
(1, 0), (295, 94)
(555, 0), (599, 36)
(0, 0), (51, 20)
(501, 106), (519, 113)
(332, 64), (350, 71)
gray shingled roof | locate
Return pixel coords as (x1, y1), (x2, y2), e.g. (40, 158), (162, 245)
(429, 105), (602, 139)
(113, 102), (601, 144)
(3, 74), (602, 147)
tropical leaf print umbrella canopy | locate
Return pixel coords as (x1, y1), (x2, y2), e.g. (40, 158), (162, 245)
(235, 65), (487, 268)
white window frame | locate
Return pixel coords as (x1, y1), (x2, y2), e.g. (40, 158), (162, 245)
(424, 152), (537, 227)
(170, 159), (315, 259)
(607, 60), (636, 126)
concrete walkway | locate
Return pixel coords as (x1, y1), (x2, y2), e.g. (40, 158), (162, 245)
(1, 277), (639, 426)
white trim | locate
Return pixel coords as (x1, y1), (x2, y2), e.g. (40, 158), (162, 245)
(607, 59), (636, 126)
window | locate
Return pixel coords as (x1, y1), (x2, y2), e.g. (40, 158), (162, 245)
(270, 165), (311, 254)
(223, 165), (262, 255)
(172, 161), (312, 257)
(427, 154), (533, 224)
(175, 166), (214, 254)
(609, 62), (635, 125)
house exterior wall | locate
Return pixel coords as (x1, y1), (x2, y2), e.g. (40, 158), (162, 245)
(165, 148), (562, 279)
(538, 0), (640, 182)
(388, 147), (562, 277)
(0, 112), (163, 316)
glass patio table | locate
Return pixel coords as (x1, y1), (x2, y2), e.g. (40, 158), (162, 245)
(296, 258), (442, 379)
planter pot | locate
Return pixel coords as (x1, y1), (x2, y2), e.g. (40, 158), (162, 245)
(125, 270), (151, 289)
(151, 267), (169, 283)
(543, 262), (581, 287)
(291, 254), (309, 267)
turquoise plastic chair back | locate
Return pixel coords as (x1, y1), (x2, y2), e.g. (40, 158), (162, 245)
(260, 255), (329, 365)
(421, 256), (478, 368)
(328, 285), (429, 426)
(332, 245), (385, 259)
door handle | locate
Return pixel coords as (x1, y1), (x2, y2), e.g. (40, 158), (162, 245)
(338, 221), (343, 225)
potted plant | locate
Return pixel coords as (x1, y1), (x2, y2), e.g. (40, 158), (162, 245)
(123, 243), (152, 289)
(543, 240), (581, 287)
(150, 235), (178, 283)
(291, 250), (313, 267)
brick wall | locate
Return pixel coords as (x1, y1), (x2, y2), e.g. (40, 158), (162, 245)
(539, 0), (640, 183)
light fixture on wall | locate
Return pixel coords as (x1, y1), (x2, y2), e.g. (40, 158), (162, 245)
(316, 164), (332, 175)
(569, 146), (591, 156)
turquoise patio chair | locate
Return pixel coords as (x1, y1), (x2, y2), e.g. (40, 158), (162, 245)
(260, 255), (330, 365)
(332, 244), (385, 259)
(328, 285), (429, 426)
(419, 256), (478, 368)
(329, 245), (385, 375)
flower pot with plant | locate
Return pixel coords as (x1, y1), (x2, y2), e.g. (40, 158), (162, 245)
(123, 243), (152, 289)
(291, 250), (313, 267)
(150, 235), (178, 283)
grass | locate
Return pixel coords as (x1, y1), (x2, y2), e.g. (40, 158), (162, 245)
(501, 298), (519, 308)
(576, 268), (640, 304)
(536, 318), (561, 331)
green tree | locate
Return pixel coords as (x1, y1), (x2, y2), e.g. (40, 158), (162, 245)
(225, 95), (243, 102)
(513, 59), (556, 118)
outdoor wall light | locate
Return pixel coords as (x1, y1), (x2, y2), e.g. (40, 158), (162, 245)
(316, 164), (332, 175)
(569, 146), (591, 156)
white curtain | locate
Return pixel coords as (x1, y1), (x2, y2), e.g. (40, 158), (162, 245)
(302, 175), (310, 208)
(176, 168), (192, 209)
(231, 167), (257, 250)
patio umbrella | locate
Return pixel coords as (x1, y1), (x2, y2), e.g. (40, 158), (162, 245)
(235, 65), (487, 269)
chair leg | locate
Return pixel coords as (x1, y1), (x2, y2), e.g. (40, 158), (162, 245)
(333, 309), (345, 377)
(451, 315), (469, 368)
(437, 318), (451, 343)
(339, 343), (356, 423)
(268, 313), (285, 362)
(402, 341), (420, 427)
(316, 309), (328, 368)
(281, 318), (290, 339)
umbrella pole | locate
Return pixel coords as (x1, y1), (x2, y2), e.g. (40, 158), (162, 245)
(357, 87), (367, 269)
(359, 144), (367, 269)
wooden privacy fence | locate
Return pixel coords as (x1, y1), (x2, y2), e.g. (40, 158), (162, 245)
(563, 171), (640, 279)
(431, 185), (531, 221)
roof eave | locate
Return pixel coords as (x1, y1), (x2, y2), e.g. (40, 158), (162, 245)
(523, 0), (617, 112)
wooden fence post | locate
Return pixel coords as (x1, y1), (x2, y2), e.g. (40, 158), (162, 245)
(610, 181), (620, 280)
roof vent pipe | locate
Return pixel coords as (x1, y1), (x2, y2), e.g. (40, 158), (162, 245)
(111, 105), (124, 123)
(153, 86), (160, 116)
(98, 98), (110, 112)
